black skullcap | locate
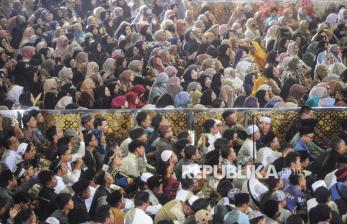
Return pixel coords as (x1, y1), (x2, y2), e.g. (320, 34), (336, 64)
(81, 114), (93, 127)
(129, 128), (146, 140)
(56, 193), (72, 210)
(72, 179), (90, 194)
(299, 125), (314, 136)
(262, 132), (277, 146)
(147, 175), (163, 190)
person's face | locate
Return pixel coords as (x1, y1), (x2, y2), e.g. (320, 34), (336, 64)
(113, 150), (122, 168)
(100, 120), (109, 134)
(85, 120), (94, 130)
(259, 122), (271, 134)
(299, 175), (306, 189)
(271, 137), (280, 150)
(337, 140), (347, 155)
(169, 152), (178, 165)
(35, 113), (44, 123)
(292, 156), (302, 170)
(300, 110), (314, 120)
(66, 198), (74, 210)
(61, 148), (72, 162)
(191, 70), (198, 80)
(228, 147), (237, 161)
(192, 149), (201, 161)
(138, 134), (148, 144)
(51, 176), (58, 188)
(90, 135), (99, 148)
(205, 77), (211, 88)
(136, 145), (145, 157)
(165, 128), (174, 140)
(253, 130), (261, 141)
(141, 115), (152, 129)
(9, 136), (19, 150)
(303, 133), (314, 144)
(82, 187), (91, 199)
(125, 26), (132, 36)
(60, 162), (68, 175)
(105, 172), (114, 185)
(27, 117), (37, 128)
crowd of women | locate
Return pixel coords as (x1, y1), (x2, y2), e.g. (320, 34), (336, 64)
(0, 0), (347, 223)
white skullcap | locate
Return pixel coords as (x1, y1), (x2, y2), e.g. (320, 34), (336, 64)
(245, 124), (259, 135)
(260, 116), (271, 124)
(140, 172), (153, 183)
(214, 119), (223, 125)
(188, 195), (200, 206)
(45, 217), (60, 224)
(312, 180), (327, 192)
(17, 143), (28, 156)
(161, 150), (173, 162)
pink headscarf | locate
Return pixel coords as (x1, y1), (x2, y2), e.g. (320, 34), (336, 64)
(21, 46), (36, 60)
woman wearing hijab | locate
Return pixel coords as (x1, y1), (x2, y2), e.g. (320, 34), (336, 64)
(263, 65), (282, 96)
(245, 18), (260, 41)
(249, 41), (267, 72)
(219, 85), (235, 108)
(265, 25), (280, 52)
(148, 72), (169, 104)
(337, 8), (347, 26)
(23, 66), (42, 98)
(20, 27), (34, 48)
(77, 91), (95, 109)
(118, 70), (134, 95)
(58, 67), (74, 86)
(88, 41), (108, 67)
(125, 91), (139, 109)
(43, 79), (59, 109)
(94, 86), (111, 109)
(102, 58), (116, 82)
(80, 78), (96, 102)
(140, 25), (154, 42)
(116, 0), (131, 20)
(86, 62), (100, 79)
(182, 64), (199, 90)
(218, 44), (232, 68)
(174, 91), (192, 108)
(243, 96), (259, 108)
(111, 95), (128, 109)
(13, 46), (36, 86)
(197, 74), (212, 93)
(286, 84), (306, 106)
(200, 89), (216, 108)
(130, 85), (146, 107)
(243, 73), (257, 97)
(54, 35), (69, 59)
(255, 89), (271, 108)
(211, 72), (224, 97)
(182, 30), (199, 57)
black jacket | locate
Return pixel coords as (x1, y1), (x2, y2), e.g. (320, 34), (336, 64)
(36, 186), (57, 221)
(89, 186), (110, 218)
(68, 195), (91, 223)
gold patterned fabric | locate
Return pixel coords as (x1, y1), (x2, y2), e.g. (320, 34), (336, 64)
(0, 110), (346, 147)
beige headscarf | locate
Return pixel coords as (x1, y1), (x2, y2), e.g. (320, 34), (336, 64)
(86, 62), (99, 78)
(80, 78), (96, 99)
(43, 79), (58, 95)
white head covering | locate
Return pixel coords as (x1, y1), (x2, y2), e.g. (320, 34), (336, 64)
(246, 124), (259, 135)
(260, 117), (271, 123)
(312, 180), (327, 192)
(161, 150), (173, 162)
(140, 172), (154, 183)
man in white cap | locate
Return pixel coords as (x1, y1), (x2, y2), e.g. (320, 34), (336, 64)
(238, 124), (260, 160)
(160, 150), (178, 166)
(257, 116), (273, 149)
(154, 195), (195, 224)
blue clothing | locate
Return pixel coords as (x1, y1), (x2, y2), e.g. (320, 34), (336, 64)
(330, 182), (347, 201)
(294, 139), (309, 154)
(284, 185), (306, 212)
(265, 16), (278, 28)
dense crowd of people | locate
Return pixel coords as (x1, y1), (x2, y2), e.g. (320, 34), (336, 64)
(0, 0), (347, 223)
